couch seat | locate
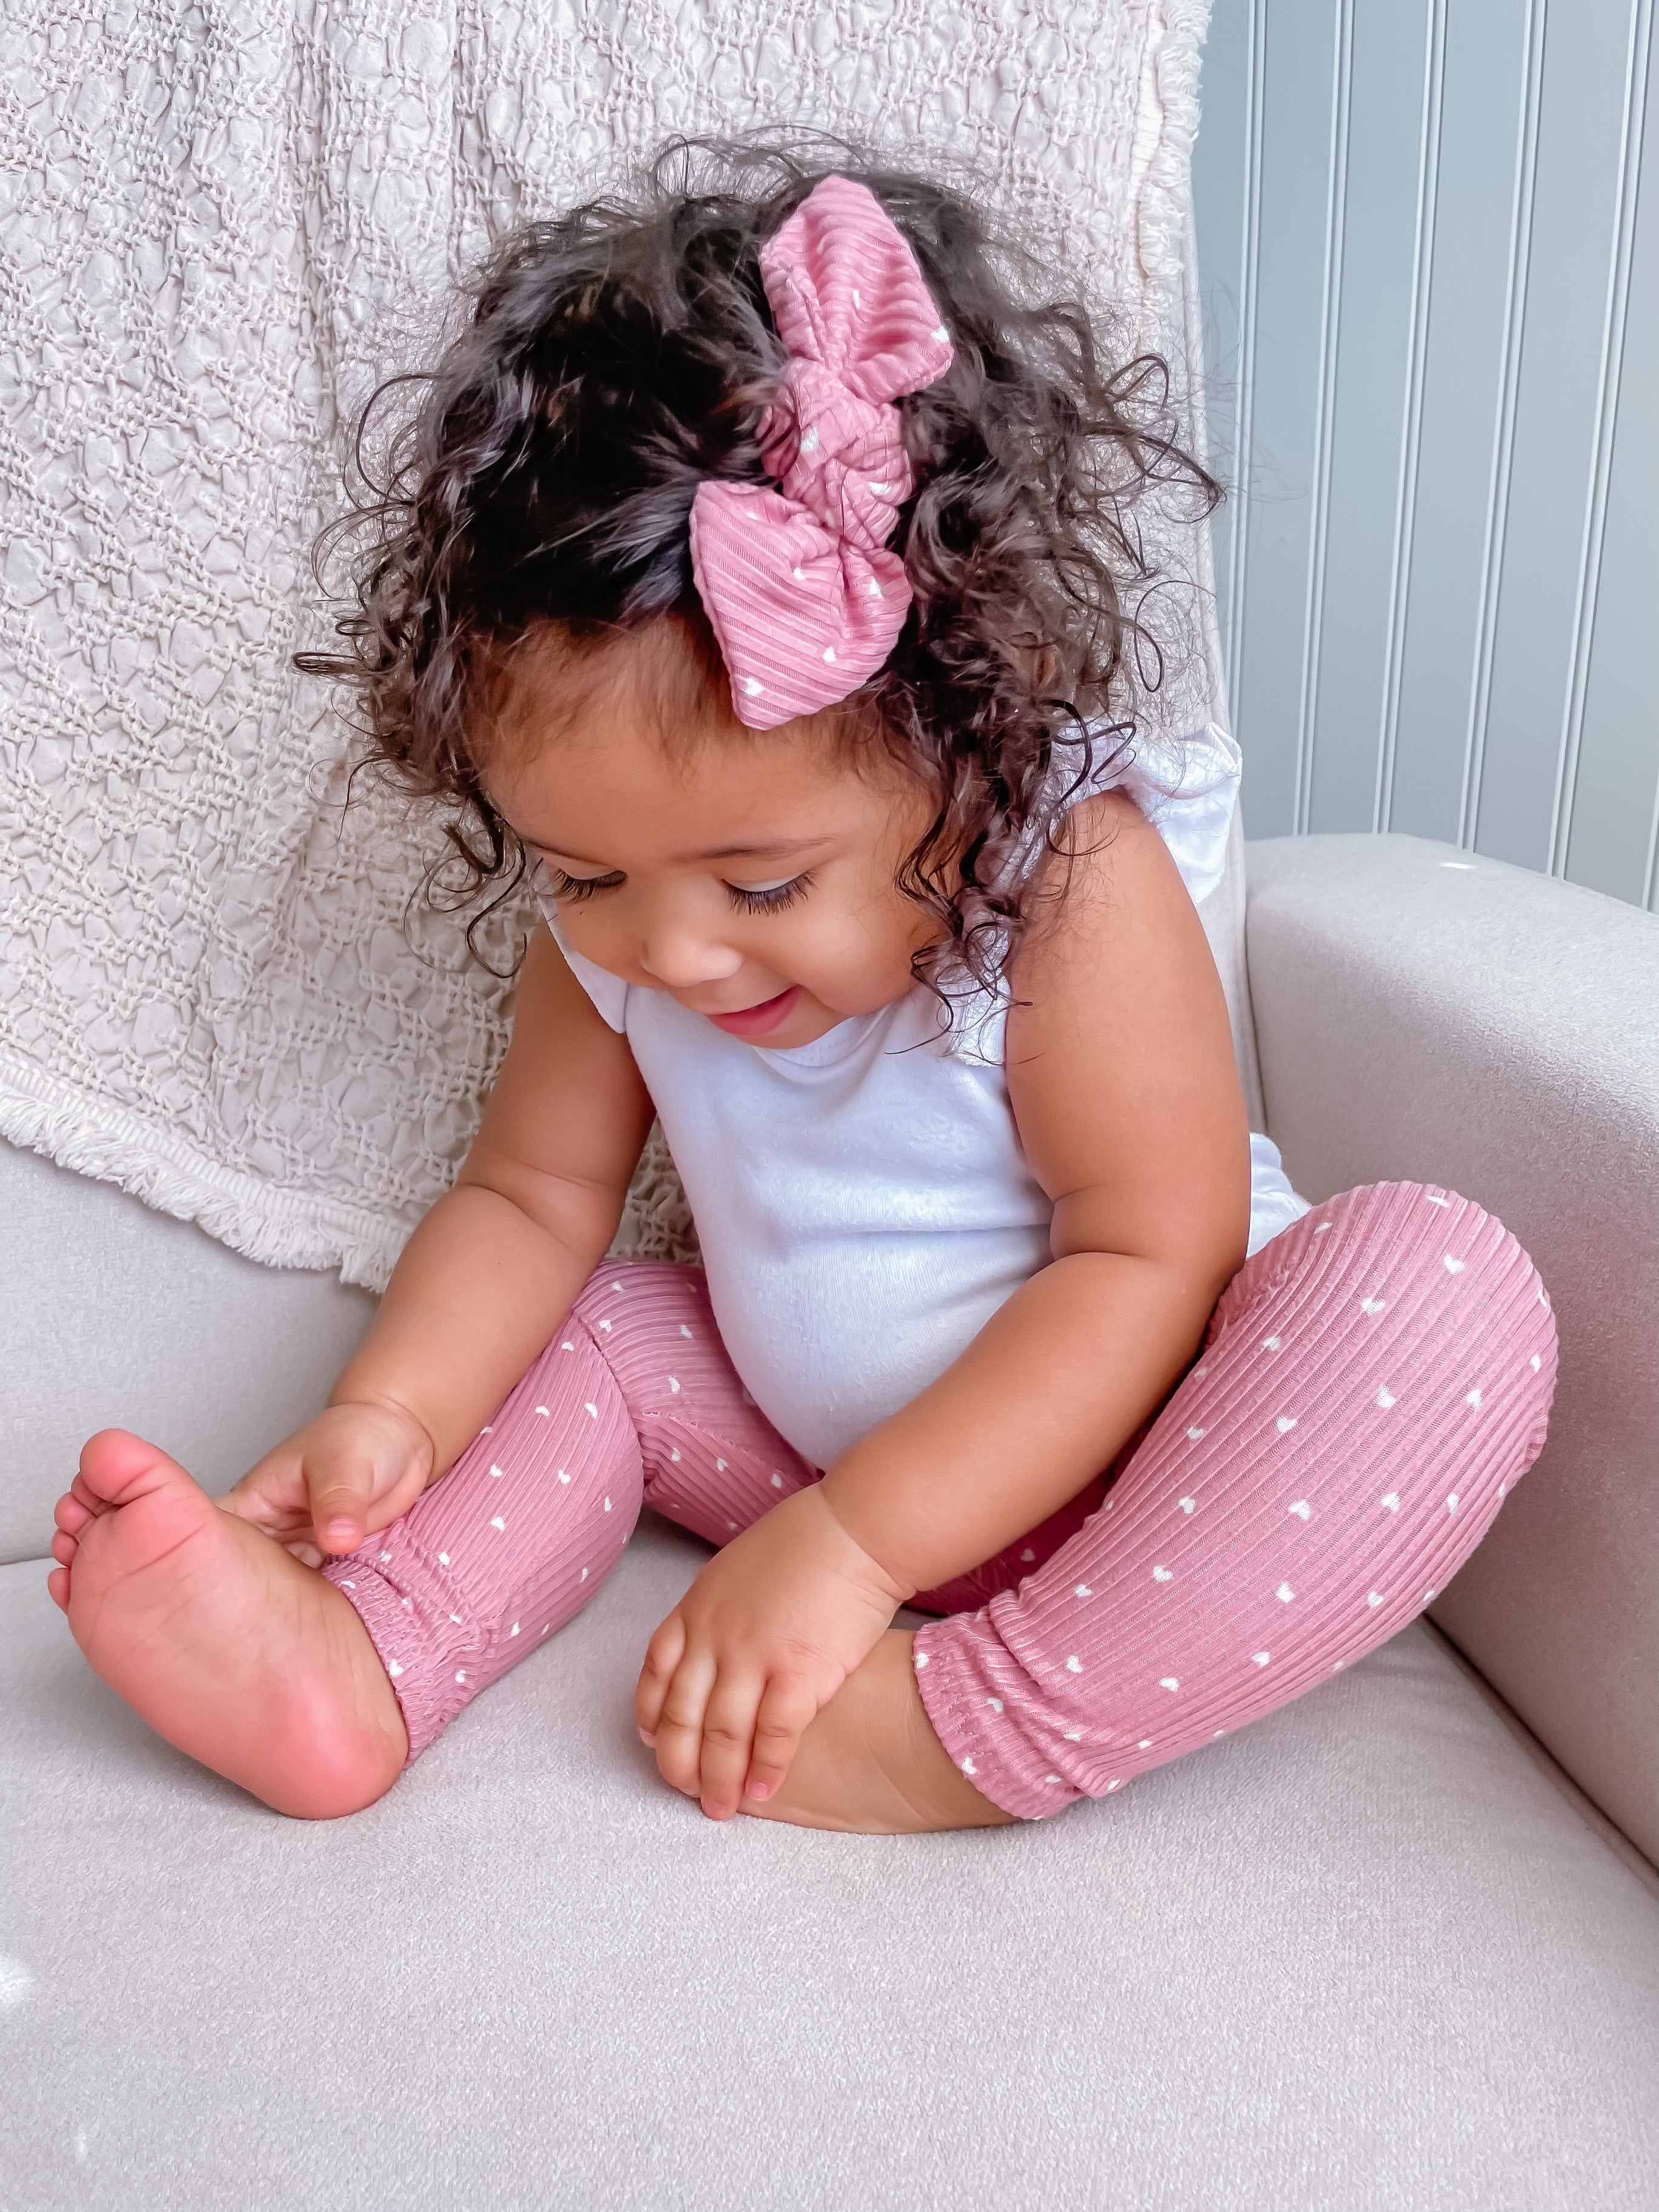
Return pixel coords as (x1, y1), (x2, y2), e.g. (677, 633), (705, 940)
(4, 1514), (1657, 2211)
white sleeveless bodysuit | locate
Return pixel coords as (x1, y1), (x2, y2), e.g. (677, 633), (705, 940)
(541, 724), (1308, 1470)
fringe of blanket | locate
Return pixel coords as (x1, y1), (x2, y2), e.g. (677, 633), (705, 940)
(1, 1054), (408, 1293)
(2, 1054), (705, 1292)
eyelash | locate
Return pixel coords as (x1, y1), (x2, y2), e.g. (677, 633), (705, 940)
(544, 867), (813, 914)
(726, 872), (813, 914)
(544, 868), (625, 902)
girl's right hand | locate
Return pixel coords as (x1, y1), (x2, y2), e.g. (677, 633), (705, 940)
(219, 1400), (438, 1564)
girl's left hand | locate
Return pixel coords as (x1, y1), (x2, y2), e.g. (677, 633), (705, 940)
(635, 1485), (911, 1820)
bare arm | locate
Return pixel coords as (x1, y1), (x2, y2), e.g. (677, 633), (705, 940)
(227, 928), (654, 1554)
(331, 927), (655, 1474)
(819, 791), (1251, 1596)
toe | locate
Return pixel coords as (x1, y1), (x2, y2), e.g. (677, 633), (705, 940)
(51, 1531), (78, 1567)
(78, 1428), (199, 1511)
(47, 1566), (70, 1612)
(55, 1489), (93, 1536)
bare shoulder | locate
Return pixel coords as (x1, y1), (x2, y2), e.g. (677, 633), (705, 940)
(1003, 789), (1249, 1273)
(1023, 786), (1189, 951)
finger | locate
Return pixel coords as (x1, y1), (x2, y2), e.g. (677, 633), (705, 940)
(634, 1613), (687, 1744)
(652, 1649), (717, 1799)
(696, 1676), (766, 1822)
(741, 1676), (822, 1804)
(306, 1447), (381, 1556)
(222, 1454), (309, 1540)
(218, 1490), (306, 1546)
(221, 1473), (282, 1530)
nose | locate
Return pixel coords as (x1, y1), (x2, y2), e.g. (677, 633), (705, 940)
(638, 918), (744, 991)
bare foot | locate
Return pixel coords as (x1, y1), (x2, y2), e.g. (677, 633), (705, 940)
(50, 1430), (407, 1819)
(739, 1630), (1017, 1834)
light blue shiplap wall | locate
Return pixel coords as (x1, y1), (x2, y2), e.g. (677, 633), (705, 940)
(1193, 0), (1658, 907)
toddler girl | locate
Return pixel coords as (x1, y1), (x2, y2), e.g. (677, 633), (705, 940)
(48, 148), (1557, 1832)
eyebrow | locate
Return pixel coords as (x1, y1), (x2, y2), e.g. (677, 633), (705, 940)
(523, 833), (831, 867)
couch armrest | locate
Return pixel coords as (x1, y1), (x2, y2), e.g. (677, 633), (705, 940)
(1245, 831), (1659, 1867)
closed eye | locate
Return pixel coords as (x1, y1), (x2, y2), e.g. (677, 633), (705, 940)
(544, 865), (625, 901)
(725, 872), (813, 914)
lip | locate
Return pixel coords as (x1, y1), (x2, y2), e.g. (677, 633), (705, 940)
(703, 985), (801, 1039)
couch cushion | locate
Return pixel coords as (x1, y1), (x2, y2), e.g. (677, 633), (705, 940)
(1, 1139), (377, 1564)
(4, 1517), (1656, 2212)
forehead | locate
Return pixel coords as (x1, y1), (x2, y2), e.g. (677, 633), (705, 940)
(497, 720), (863, 854)
(486, 621), (903, 858)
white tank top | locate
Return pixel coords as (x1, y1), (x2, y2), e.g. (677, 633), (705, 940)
(540, 724), (1308, 1470)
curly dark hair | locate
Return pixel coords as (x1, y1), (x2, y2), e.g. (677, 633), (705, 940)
(301, 130), (1218, 999)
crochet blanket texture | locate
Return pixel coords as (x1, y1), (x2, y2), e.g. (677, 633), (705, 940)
(1, 0), (1215, 1290)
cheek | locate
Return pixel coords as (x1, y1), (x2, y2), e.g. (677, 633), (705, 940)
(550, 900), (631, 970)
(848, 863), (929, 958)
(783, 885), (920, 993)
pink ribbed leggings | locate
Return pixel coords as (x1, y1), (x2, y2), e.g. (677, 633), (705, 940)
(324, 1182), (1556, 1818)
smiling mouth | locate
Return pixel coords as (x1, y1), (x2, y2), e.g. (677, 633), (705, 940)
(703, 985), (800, 1038)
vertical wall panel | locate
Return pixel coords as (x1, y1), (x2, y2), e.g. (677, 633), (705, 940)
(1195, 0), (1658, 908)
(1305, 0), (1434, 834)
(1386, 0), (1534, 846)
(1222, 0), (1344, 836)
(1474, 4), (1642, 868)
(1560, 4), (1657, 904)
(1372, 0), (1447, 836)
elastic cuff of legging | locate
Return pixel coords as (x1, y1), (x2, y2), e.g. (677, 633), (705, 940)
(912, 1613), (1084, 1822)
(322, 1547), (475, 1765)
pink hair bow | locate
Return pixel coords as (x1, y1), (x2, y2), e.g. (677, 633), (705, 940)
(687, 175), (954, 730)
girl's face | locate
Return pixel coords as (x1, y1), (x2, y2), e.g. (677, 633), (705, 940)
(486, 641), (939, 1051)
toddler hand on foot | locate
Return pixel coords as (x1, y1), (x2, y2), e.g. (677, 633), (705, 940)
(222, 1399), (437, 1562)
(634, 1485), (911, 1821)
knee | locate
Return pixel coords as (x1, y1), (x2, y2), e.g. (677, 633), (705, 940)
(1351, 1185), (1557, 1438)
(1346, 1182), (1552, 1329)
(1291, 1179), (1547, 1296)
(1301, 1177), (1495, 1256)
(1226, 1179), (1557, 1393)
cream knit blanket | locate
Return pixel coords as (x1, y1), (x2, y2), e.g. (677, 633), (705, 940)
(1, 0), (1217, 1290)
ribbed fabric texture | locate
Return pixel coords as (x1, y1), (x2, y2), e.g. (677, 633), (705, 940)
(326, 1184), (1555, 1800)
(324, 1264), (816, 1761)
(687, 175), (953, 728)
(911, 1182), (1558, 1817)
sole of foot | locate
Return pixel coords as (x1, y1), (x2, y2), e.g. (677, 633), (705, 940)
(738, 1629), (1018, 1834)
(50, 1429), (408, 1820)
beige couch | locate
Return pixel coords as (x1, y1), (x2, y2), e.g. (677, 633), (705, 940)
(4, 830), (1657, 2210)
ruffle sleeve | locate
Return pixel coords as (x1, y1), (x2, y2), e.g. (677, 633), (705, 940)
(1096, 721), (1242, 906)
